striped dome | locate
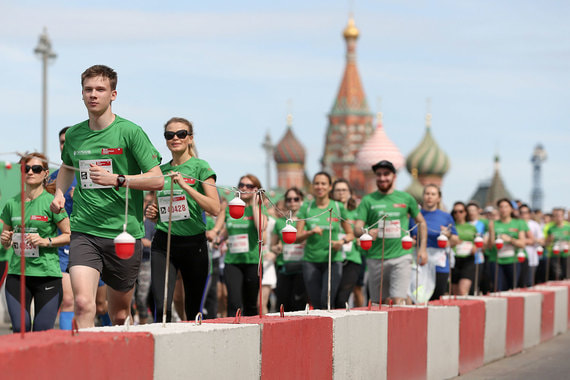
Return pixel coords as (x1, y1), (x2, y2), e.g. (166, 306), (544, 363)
(274, 116), (305, 164)
(356, 113), (404, 171)
(406, 114), (450, 176)
(405, 168), (424, 203)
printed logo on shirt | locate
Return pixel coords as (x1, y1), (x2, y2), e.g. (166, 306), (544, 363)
(508, 228), (519, 233)
(371, 204), (386, 209)
(172, 196), (186, 202)
(244, 216), (253, 221)
(94, 160), (112, 167)
(327, 217), (339, 222)
(184, 177), (196, 185)
(101, 148), (123, 155)
(74, 150), (92, 156)
(30, 215), (48, 222)
(393, 203), (407, 208)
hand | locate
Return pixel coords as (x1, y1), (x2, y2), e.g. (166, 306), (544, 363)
(171, 172), (186, 187)
(26, 233), (47, 247)
(89, 163), (116, 186)
(311, 226), (323, 236)
(1, 230), (13, 248)
(205, 229), (218, 242)
(145, 203), (158, 220)
(264, 251), (277, 262)
(332, 240), (344, 251)
(271, 243), (283, 254)
(440, 225), (452, 238)
(417, 248), (428, 266)
(368, 228), (379, 241)
(50, 194), (66, 214)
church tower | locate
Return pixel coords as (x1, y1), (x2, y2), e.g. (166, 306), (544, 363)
(274, 114), (306, 190)
(321, 16), (374, 194)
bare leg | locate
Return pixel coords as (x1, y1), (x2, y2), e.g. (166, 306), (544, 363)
(61, 273), (74, 312)
(458, 279), (472, 296)
(173, 272), (186, 321)
(352, 286), (364, 307)
(70, 265), (100, 328)
(107, 286), (135, 325)
(95, 284), (108, 316)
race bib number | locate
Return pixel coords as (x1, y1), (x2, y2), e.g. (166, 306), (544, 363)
(283, 244), (304, 262)
(228, 234), (249, 254)
(79, 159), (113, 189)
(378, 219), (401, 239)
(427, 247), (447, 268)
(498, 244), (515, 259)
(12, 233), (40, 257)
(157, 194), (190, 222)
(455, 241), (474, 257)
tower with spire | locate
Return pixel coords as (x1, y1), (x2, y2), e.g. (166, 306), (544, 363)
(321, 16), (374, 194)
(530, 144), (547, 210)
(274, 114), (307, 190)
(406, 112), (450, 187)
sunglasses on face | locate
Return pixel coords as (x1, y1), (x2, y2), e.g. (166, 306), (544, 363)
(286, 197), (300, 202)
(238, 182), (255, 190)
(164, 130), (190, 140)
(25, 165), (44, 174)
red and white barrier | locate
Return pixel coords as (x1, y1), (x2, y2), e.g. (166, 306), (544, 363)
(427, 305), (459, 380)
(535, 285), (568, 335)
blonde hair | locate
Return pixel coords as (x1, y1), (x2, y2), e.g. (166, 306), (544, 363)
(164, 117), (198, 157)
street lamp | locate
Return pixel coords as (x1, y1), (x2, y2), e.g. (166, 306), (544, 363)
(34, 27), (57, 156)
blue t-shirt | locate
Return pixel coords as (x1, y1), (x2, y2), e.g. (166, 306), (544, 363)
(410, 209), (457, 273)
(49, 169), (77, 259)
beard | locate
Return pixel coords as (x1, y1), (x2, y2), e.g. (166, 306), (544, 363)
(377, 179), (394, 193)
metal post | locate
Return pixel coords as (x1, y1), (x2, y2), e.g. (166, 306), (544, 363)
(34, 27), (56, 156)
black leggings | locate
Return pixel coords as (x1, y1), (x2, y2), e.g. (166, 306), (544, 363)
(335, 260), (361, 308)
(275, 270), (307, 312)
(151, 230), (210, 322)
(224, 263), (259, 317)
(0, 261), (8, 287)
(5, 274), (62, 332)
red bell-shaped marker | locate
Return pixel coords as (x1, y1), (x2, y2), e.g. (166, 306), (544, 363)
(5, 161), (12, 170)
(360, 233), (372, 251)
(563, 244), (569, 254)
(281, 224), (297, 244)
(228, 196), (246, 219)
(537, 246), (544, 256)
(517, 251), (526, 263)
(401, 235), (413, 250)
(553, 245), (560, 256)
(474, 236), (484, 249)
(114, 231), (136, 259)
(495, 238), (504, 250)
(437, 234), (448, 248)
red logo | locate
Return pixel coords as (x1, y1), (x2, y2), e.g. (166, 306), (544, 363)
(96, 160), (112, 167)
(184, 178), (196, 185)
(393, 203), (407, 208)
(101, 148), (123, 155)
(173, 196), (185, 202)
(327, 217), (339, 222)
(244, 216), (253, 221)
(30, 215), (48, 222)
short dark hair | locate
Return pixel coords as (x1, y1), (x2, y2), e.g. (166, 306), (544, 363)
(313, 171), (332, 185)
(59, 126), (71, 138)
(81, 65), (118, 90)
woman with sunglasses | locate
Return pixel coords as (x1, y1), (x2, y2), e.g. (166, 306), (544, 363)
(270, 187), (307, 311)
(0, 153), (70, 332)
(146, 117), (220, 322)
(450, 202), (478, 295)
(210, 174), (267, 316)
(330, 179), (363, 308)
(296, 172), (354, 309)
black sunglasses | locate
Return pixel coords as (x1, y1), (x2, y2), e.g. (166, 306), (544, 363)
(25, 165), (44, 174)
(238, 182), (255, 190)
(164, 130), (190, 140)
(286, 197), (300, 202)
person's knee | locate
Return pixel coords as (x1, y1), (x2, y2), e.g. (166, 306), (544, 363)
(74, 294), (96, 316)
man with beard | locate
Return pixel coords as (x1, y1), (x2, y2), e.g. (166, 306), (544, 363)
(355, 160), (427, 305)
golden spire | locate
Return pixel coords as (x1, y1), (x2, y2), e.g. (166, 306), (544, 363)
(343, 15), (359, 39)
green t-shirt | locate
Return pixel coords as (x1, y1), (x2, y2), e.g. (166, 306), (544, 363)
(356, 190), (420, 260)
(224, 205), (262, 265)
(61, 115), (162, 239)
(340, 209), (362, 265)
(0, 191), (68, 277)
(273, 217), (305, 268)
(454, 223), (478, 258)
(547, 223), (570, 257)
(296, 200), (348, 263)
(490, 218), (529, 264)
(155, 157), (216, 236)
(0, 219), (13, 262)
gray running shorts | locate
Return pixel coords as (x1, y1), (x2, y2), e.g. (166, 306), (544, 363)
(367, 254), (412, 303)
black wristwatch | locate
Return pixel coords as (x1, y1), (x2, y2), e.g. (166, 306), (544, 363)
(115, 174), (126, 190)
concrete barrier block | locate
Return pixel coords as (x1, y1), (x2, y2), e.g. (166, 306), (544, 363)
(87, 322), (260, 379)
(273, 309), (388, 380)
(522, 288), (555, 342)
(469, 296), (507, 364)
(427, 306), (459, 380)
(549, 281), (570, 329)
(430, 299), (485, 375)
(494, 291), (541, 349)
(536, 284), (568, 335)
(0, 330), (154, 379)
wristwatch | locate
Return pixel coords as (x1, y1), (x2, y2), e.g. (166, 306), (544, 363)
(48, 237), (53, 248)
(115, 174), (126, 190)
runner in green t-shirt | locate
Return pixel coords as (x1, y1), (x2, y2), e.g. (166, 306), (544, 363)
(488, 199), (527, 291)
(144, 117), (219, 322)
(330, 178), (364, 308)
(451, 202), (478, 295)
(295, 172), (354, 310)
(210, 174), (267, 316)
(354, 160), (427, 305)
(0, 219), (11, 288)
(270, 187), (307, 312)
(49, 65), (163, 328)
(0, 153), (70, 332)
(546, 208), (570, 279)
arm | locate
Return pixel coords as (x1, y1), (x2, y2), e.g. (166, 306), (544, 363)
(295, 220), (323, 243)
(0, 224), (13, 249)
(251, 194), (267, 234)
(332, 220), (354, 251)
(89, 164), (164, 191)
(26, 218), (71, 248)
(173, 174), (220, 216)
(414, 212), (428, 265)
(208, 204), (227, 242)
(525, 229), (536, 246)
(50, 165), (75, 213)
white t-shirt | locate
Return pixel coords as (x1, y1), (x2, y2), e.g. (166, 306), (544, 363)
(526, 219), (544, 267)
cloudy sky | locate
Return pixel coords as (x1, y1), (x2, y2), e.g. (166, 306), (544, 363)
(1, 0), (569, 210)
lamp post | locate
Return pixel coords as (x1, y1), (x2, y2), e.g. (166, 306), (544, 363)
(261, 131), (273, 189)
(34, 27), (57, 156)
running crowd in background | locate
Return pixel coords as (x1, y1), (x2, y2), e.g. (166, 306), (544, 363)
(1, 65), (569, 332)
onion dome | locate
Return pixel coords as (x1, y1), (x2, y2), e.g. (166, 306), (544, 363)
(274, 114), (306, 164)
(343, 16), (359, 40)
(356, 112), (404, 171)
(406, 113), (450, 176)
(405, 168), (424, 203)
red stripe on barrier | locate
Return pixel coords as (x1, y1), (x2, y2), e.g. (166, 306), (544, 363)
(523, 289), (555, 342)
(503, 296), (524, 356)
(548, 281), (570, 329)
(430, 299), (484, 375)
(207, 315), (333, 380)
(0, 330), (154, 379)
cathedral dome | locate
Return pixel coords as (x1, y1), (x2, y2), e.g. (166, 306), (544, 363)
(274, 114), (306, 164)
(356, 112), (404, 171)
(406, 114), (450, 177)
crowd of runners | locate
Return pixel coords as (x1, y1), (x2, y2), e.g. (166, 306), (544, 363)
(0, 64), (568, 332)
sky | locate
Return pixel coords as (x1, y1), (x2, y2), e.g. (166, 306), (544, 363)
(1, 0), (569, 210)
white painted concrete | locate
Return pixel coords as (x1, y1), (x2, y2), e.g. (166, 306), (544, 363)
(536, 285), (568, 335)
(496, 291), (542, 349)
(427, 306), (459, 380)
